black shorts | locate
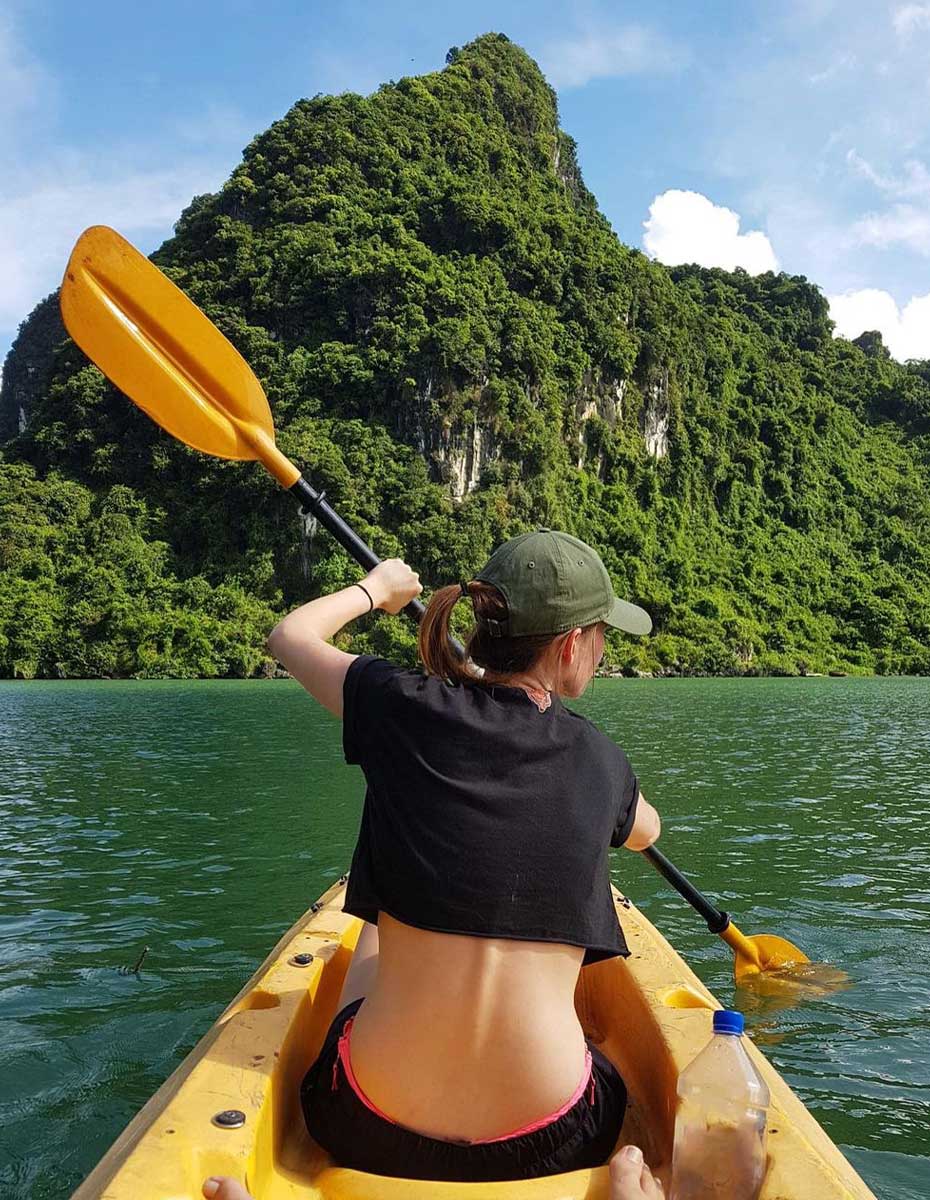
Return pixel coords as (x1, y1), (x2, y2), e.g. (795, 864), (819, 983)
(300, 999), (627, 1182)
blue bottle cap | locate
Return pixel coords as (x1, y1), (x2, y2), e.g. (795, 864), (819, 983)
(713, 1009), (745, 1035)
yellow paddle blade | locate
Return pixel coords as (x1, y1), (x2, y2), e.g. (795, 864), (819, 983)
(721, 923), (810, 982)
(60, 226), (299, 488)
(724, 924), (850, 999)
(746, 933), (811, 972)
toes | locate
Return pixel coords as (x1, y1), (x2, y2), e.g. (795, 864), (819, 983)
(609, 1146), (666, 1199)
(202, 1177), (253, 1200)
(610, 1145), (645, 1191)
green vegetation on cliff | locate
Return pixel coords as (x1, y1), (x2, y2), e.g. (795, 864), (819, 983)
(0, 464), (277, 679)
(2, 33), (930, 678)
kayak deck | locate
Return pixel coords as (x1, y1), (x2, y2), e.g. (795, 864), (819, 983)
(72, 880), (876, 1199)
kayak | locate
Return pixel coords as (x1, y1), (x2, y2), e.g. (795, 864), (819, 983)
(72, 879), (876, 1200)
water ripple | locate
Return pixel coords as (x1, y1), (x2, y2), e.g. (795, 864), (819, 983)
(1, 677), (928, 1199)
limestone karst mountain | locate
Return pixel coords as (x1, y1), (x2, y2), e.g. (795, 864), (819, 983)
(2, 33), (930, 678)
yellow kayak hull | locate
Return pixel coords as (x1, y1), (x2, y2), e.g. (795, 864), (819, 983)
(72, 881), (876, 1199)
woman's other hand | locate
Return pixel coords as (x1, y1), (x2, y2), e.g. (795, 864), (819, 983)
(364, 559), (422, 615)
(623, 793), (661, 851)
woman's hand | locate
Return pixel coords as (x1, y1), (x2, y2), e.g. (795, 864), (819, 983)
(363, 559), (422, 615)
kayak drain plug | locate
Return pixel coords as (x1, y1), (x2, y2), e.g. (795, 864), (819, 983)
(212, 1110), (246, 1129)
(289, 953), (314, 967)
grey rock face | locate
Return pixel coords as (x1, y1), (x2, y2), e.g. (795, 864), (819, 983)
(401, 375), (500, 500)
(643, 370), (670, 459)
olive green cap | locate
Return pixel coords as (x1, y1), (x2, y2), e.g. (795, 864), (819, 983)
(474, 529), (652, 637)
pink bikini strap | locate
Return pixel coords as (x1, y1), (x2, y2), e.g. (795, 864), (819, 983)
(335, 1017), (594, 1142)
(476, 1049), (593, 1143)
(336, 1018), (398, 1123)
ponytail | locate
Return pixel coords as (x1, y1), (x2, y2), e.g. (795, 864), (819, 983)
(418, 584), (471, 685)
(418, 581), (561, 685)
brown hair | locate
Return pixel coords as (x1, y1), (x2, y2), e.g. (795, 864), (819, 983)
(418, 581), (570, 687)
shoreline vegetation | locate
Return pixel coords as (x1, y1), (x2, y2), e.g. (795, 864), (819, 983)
(3, 34), (930, 682)
(2, 662), (885, 682)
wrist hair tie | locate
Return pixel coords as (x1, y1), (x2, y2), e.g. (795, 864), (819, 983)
(353, 582), (374, 613)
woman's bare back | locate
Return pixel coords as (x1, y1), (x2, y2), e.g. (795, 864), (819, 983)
(347, 914), (588, 1142)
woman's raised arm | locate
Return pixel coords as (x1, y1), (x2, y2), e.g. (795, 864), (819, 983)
(266, 559), (422, 717)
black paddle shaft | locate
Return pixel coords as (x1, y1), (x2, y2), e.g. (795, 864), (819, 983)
(642, 845), (731, 935)
(290, 476), (466, 658)
(290, 475), (426, 623)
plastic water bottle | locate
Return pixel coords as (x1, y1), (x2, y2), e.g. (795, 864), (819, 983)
(671, 1009), (770, 1200)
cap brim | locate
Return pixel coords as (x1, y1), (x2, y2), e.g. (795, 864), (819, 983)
(604, 597), (652, 636)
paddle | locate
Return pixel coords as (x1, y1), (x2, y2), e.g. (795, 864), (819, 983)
(59, 225), (427, 625)
(61, 226), (819, 985)
(642, 845), (809, 981)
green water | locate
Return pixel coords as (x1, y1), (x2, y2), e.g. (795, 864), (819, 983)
(1, 678), (927, 1199)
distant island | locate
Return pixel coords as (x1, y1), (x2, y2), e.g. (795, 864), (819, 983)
(2, 33), (929, 680)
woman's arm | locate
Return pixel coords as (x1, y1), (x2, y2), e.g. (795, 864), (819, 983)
(622, 793), (661, 851)
(266, 559), (422, 717)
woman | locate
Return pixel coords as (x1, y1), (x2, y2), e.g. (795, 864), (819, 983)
(267, 529), (662, 1182)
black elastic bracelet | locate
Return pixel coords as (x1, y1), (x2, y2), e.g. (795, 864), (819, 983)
(353, 582), (374, 613)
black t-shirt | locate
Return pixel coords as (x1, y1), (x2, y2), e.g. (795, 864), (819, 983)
(342, 655), (640, 964)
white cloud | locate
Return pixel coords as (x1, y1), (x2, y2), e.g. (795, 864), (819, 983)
(847, 149), (930, 199)
(893, 4), (930, 36)
(642, 190), (779, 274)
(852, 204), (930, 255)
(0, 158), (230, 338)
(844, 150), (930, 255)
(829, 288), (930, 359)
(694, 5), (930, 306)
(538, 24), (687, 89)
(808, 52), (857, 85)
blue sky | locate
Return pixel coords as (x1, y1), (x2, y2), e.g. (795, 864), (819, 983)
(2, 0), (930, 364)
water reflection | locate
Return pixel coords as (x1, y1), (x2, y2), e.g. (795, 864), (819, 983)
(0, 677), (928, 1199)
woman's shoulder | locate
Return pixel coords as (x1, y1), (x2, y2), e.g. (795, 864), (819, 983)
(559, 705), (632, 763)
(349, 654), (454, 700)
(347, 654), (427, 690)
